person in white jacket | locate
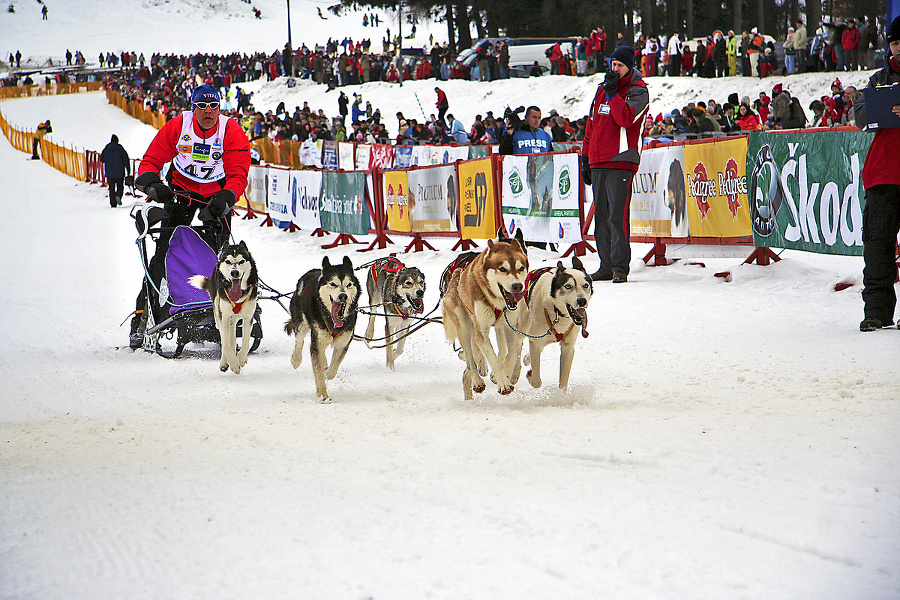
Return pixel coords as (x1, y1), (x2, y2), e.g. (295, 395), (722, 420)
(667, 33), (682, 76)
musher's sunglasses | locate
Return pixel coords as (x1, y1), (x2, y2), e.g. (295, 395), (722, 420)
(192, 101), (220, 110)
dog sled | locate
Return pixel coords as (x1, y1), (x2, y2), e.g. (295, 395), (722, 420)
(130, 203), (263, 359)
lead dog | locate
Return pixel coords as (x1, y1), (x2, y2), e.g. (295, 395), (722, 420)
(285, 256), (361, 403)
(441, 238), (529, 400)
(521, 257), (593, 389)
(190, 240), (258, 374)
(364, 256), (426, 370)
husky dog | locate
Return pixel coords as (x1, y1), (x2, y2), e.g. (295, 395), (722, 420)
(521, 257), (593, 389)
(285, 256), (360, 402)
(441, 238), (529, 400)
(190, 240), (259, 374)
(364, 257), (426, 370)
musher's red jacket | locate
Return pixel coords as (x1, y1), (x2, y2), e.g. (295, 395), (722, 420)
(137, 112), (251, 199)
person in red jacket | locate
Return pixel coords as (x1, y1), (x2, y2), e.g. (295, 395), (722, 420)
(853, 15), (900, 331)
(130, 84), (251, 347)
(842, 19), (862, 72)
(581, 46), (649, 283)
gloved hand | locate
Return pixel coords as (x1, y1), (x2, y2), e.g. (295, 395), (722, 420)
(134, 171), (174, 203)
(200, 189), (236, 222)
(603, 70), (621, 99)
(147, 182), (174, 204)
(581, 155), (592, 186)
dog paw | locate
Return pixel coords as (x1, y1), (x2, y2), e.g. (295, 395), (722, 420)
(220, 363), (229, 373)
(499, 384), (514, 395)
(526, 369), (540, 388)
(319, 395), (333, 404)
(290, 357), (302, 369)
(230, 365), (242, 375)
(477, 361), (488, 377)
(523, 354), (531, 366)
(473, 381), (486, 394)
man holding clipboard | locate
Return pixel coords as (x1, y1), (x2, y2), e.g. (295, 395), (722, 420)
(853, 15), (900, 332)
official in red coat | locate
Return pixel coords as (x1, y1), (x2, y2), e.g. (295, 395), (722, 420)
(581, 46), (649, 283)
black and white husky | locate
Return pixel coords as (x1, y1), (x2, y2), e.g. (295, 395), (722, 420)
(520, 257), (593, 390)
(285, 256), (361, 403)
(190, 240), (259, 374)
(364, 257), (426, 370)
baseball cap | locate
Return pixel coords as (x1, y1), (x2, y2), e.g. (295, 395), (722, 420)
(191, 85), (221, 105)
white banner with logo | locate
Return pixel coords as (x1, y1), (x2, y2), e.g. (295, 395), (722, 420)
(407, 165), (456, 232)
(500, 153), (582, 244)
(338, 142), (356, 170)
(267, 168), (293, 228)
(289, 169), (322, 231)
(630, 145), (689, 238)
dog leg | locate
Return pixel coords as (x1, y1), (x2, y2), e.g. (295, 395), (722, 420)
(365, 310), (377, 349)
(472, 328), (513, 395)
(456, 322), (485, 398)
(392, 316), (407, 361)
(497, 323), (524, 385)
(235, 303), (255, 372)
(214, 310), (229, 373)
(326, 331), (353, 380)
(226, 314), (243, 374)
(384, 317), (395, 370)
(290, 322), (309, 369)
(310, 332), (331, 402)
(558, 341), (575, 390)
(526, 339), (545, 388)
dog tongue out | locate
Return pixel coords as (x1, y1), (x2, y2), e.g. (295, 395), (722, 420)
(576, 309), (589, 338)
(228, 279), (243, 303)
(331, 301), (345, 328)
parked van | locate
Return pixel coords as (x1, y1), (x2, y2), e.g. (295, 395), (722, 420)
(453, 37), (576, 79)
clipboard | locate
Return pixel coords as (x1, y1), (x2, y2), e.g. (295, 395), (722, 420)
(862, 85), (900, 130)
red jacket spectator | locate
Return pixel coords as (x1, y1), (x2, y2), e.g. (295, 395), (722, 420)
(842, 24), (861, 50)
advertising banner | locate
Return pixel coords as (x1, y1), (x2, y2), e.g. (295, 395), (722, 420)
(338, 142), (356, 170)
(321, 140), (339, 171)
(289, 169), (322, 231)
(430, 146), (468, 165)
(468, 146), (489, 159)
(355, 144), (371, 173)
(382, 170), (411, 232)
(412, 145), (432, 167)
(393, 146), (413, 169)
(746, 131), (872, 256)
(407, 165), (456, 232)
(319, 171), (370, 235)
(299, 139), (322, 168)
(458, 158), (497, 240)
(267, 168), (293, 228)
(245, 165), (267, 214)
(370, 144), (394, 170)
(684, 137), (752, 237)
(630, 145), (689, 238)
(500, 153), (582, 245)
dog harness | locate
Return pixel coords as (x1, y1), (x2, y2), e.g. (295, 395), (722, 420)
(524, 267), (553, 307)
(524, 267), (586, 342)
(370, 256), (419, 320)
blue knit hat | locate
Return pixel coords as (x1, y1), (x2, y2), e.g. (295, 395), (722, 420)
(610, 46), (635, 70)
(191, 84), (220, 105)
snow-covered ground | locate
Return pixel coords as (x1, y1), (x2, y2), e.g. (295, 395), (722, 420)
(2, 87), (899, 600)
(1, 1), (900, 597)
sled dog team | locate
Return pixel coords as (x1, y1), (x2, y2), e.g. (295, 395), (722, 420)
(192, 232), (594, 403)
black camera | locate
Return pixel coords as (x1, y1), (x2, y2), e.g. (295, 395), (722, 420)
(504, 105), (525, 129)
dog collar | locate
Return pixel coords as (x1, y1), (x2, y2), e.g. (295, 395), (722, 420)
(229, 284), (257, 314)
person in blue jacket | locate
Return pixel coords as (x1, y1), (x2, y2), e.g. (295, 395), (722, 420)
(498, 106), (552, 155)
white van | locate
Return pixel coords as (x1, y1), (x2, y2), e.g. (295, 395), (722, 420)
(456, 37), (575, 78)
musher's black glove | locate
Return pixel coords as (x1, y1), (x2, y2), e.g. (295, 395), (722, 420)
(200, 189), (236, 222)
(135, 172), (174, 203)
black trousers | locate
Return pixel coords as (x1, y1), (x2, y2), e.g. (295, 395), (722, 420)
(862, 184), (900, 322)
(592, 169), (634, 276)
(31, 138), (40, 159)
(108, 177), (124, 207)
